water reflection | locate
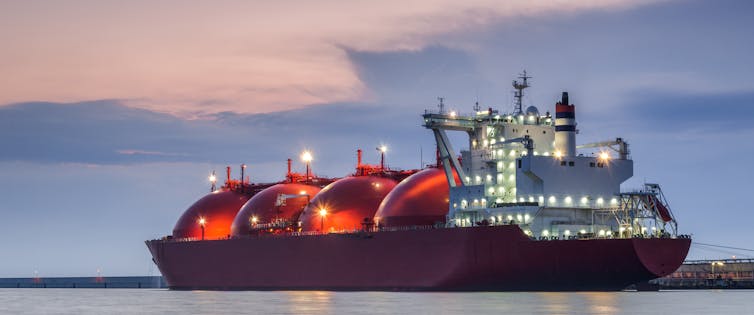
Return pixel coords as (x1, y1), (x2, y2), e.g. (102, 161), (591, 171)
(285, 291), (333, 314)
(580, 292), (618, 315)
(537, 292), (572, 314)
(2, 289), (751, 314)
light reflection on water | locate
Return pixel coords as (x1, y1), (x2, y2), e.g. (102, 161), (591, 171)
(538, 292), (573, 314)
(286, 291), (334, 314)
(581, 292), (618, 315)
(0, 289), (751, 314)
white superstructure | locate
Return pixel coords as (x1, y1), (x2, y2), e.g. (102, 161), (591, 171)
(424, 72), (677, 239)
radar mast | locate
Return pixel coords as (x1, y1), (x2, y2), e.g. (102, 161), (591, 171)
(512, 70), (531, 114)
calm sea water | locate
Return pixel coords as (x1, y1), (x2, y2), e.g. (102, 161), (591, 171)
(1, 289), (751, 314)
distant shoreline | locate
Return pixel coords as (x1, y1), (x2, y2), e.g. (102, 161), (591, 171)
(0, 276), (165, 288)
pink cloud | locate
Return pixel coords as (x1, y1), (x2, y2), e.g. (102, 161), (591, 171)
(0, 0), (660, 116)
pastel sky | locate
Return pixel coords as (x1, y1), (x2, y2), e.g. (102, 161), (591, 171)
(1, 0), (662, 116)
(1, 0), (753, 277)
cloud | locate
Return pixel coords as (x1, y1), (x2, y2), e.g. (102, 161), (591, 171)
(629, 90), (754, 128)
(580, 89), (754, 137)
(346, 46), (486, 105)
(116, 149), (188, 157)
(0, 99), (419, 172)
(0, 0), (660, 116)
(441, 0), (754, 117)
(0, 100), (215, 164)
(6, 40), (752, 169)
(0, 46), (492, 173)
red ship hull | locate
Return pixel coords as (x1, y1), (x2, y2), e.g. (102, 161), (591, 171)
(146, 225), (690, 291)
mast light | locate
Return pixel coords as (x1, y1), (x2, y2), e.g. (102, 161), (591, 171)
(301, 151), (313, 162)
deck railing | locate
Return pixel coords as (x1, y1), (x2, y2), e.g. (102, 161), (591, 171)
(155, 224), (690, 243)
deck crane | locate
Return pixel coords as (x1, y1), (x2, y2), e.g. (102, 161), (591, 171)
(577, 138), (630, 159)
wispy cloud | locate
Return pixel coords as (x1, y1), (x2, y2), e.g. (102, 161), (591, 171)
(0, 0), (659, 116)
(616, 89), (754, 132)
(116, 149), (188, 157)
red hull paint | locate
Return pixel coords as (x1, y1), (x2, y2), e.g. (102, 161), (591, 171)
(146, 225), (690, 291)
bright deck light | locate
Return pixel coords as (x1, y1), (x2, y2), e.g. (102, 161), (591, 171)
(319, 208), (328, 217)
(301, 151), (313, 162)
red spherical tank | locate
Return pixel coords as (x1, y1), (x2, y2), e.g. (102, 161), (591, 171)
(374, 168), (456, 228)
(299, 176), (397, 232)
(230, 183), (321, 236)
(173, 190), (250, 240)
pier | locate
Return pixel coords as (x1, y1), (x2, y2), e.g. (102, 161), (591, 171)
(653, 259), (754, 289)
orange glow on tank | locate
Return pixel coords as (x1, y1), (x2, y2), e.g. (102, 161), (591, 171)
(231, 183), (321, 236)
(173, 189), (249, 240)
(299, 176), (397, 232)
(375, 168), (459, 228)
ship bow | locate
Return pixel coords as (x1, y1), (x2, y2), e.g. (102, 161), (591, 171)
(633, 237), (691, 278)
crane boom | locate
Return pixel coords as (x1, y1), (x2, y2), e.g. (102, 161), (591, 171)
(576, 137), (630, 159)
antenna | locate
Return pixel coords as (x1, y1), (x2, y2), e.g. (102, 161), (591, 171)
(420, 145), (423, 169)
(474, 86), (481, 112)
(286, 158), (292, 182)
(377, 145), (387, 170)
(240, 164), (247, 184)
(209, 170), (217, 192)
(512, 70), (531, 114)
(437, 97), (445, 114)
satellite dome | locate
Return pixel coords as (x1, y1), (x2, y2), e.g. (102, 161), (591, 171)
(230, 183), (321, 236)
(525, 106), (539, 116)
(299, 176), (397, 232)
(173, 189), (249, 240)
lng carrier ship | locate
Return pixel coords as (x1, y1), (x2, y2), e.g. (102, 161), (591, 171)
(146, 72), (691, 291)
